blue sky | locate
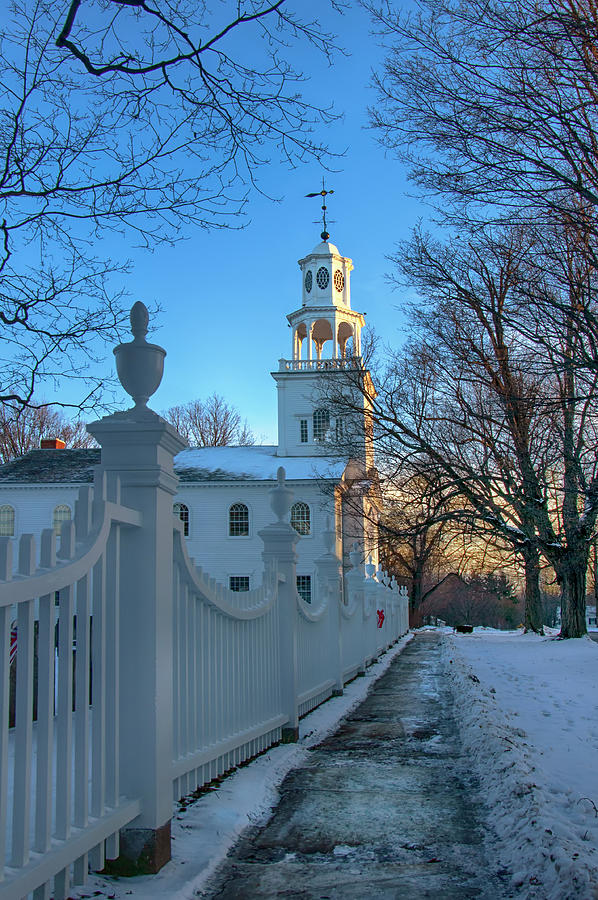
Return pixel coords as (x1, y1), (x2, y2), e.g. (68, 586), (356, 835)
(99, 2), (424, 443)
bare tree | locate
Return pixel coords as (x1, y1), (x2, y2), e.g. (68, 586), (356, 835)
(0, 1), (341, 410)
(163, 393), (254, 446)
(0, 403), (95, 462)
(378, 472), (467, 621)
(367, 0), (598, 231)
(393, 225), (598, 637)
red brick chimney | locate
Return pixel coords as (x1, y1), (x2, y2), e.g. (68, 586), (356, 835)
(41, 438), (66, 450)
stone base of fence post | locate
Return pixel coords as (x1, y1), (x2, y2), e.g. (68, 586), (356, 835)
(103, 822), (171, 876)
(281, 725), (300, 743)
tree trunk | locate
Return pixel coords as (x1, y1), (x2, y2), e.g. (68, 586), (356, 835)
(522, 547), (543, 634)
(556, 553), (588, 638)
(408, 568), (424, 628)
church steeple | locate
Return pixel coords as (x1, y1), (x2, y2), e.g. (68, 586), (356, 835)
(288, 239), (364, 363)
(272, 232), (370, 458)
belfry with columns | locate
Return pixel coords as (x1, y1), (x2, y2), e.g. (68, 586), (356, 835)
(290, 238), (364, 362)
(273, 234), (371, 460)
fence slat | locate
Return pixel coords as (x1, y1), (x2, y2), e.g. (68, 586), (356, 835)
(0, 603), (9, 880)
(105, 524), (120, 861)
(55, 583), (74, 842)
(90, 552), (106, 874)
(35, 529), (56, 857)
(11, 596), (35, 867)
(74, 573), (91, 885)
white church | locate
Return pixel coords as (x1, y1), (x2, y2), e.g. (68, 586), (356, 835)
(0, 232), (382, 598)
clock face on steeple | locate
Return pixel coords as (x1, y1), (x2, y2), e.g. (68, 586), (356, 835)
(316, 266), (329, 289)
(304, 270), (313, 293)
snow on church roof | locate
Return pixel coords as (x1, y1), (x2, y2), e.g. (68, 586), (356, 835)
(175, 445), (346, 482)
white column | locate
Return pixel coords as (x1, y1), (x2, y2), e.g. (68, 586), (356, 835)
(88, 414), (187, 871)
(259, 469), (300, 742)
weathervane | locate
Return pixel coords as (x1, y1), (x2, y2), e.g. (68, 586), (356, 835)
(305, 177), (334, 241)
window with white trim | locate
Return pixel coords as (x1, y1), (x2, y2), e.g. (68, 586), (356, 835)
(0, 505), (14, 537)
(290, 502), (310, 536)
(53, 504), (71, 537)
(300, 419), (308, 443)
(230, 576), (250, 592)
(173, 502), (190, 536)
(313, 408), (330, 441)
(229, 503), (249, 536)
(296, 574), (312, 604)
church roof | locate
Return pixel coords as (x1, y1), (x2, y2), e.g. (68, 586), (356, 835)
(0, 449), (102, 484)
(0, 445), (346, 484)
(175, 445), (346, 482)
(310, 240), (340, 256)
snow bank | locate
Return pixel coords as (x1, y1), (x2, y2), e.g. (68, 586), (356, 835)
(76, 635), (413, 900)
(445, 628), (598, 899)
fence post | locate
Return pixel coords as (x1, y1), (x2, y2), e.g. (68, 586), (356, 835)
(87, 303), (187, 874)
(345, 544), (367, 675)
(259, 468), (300, 743)
(315, 517), (343, 695)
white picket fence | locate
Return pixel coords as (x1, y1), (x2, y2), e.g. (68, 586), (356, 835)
(0, 305), (409, 899)
(0, 470), (407, 898)
(0, 472), (143, 900)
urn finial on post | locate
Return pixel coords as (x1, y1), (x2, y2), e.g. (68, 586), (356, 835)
(269, 467), (293, 523)
(113, 302), (166, 415)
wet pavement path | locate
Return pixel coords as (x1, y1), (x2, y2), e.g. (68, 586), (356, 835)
(200, 632), (510, 899)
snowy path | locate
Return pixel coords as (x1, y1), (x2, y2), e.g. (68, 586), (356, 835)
(198, 632), (509, 899)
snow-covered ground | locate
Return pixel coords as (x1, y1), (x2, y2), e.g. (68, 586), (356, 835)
(75, 634), (414, 900)
(445, 626), (598, 899)
(75, 627), (598, 900)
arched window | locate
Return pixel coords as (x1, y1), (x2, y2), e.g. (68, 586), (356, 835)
(313, 408), (330, 441)
(0, 505), (15, 537)
(173, 502), (190, 537)
(290, 502), (310, 536)
(53, 504), (71, 537)
(229, 503), (249, 537)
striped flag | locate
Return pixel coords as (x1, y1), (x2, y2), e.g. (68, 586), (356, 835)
(9, 623), (17, 665)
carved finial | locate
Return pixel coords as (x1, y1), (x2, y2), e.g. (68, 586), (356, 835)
(113, 302), (166, 413)
(349, 542), (361, 571)
(269, 466), (293, 522)
(365, 555), (376, 579)
(130, 301), (149, 341)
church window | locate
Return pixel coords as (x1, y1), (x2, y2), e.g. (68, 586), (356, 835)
(296, 575), (312, 604)
(313, 408), (330, 441)
(291, 502), (310, 536)
(173, 502), (190, 536)
(230, 576), (250, 592)
(300, 419), (308, 443)
(229, 503), (249, 536)
(316, 266), (329, 290)
(334, 269), (344, 292)
(335, 417), (345, 442)
(304, 270), (313, 293)
(0, 505), (14, 537)
(53, 504), (71, 537)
